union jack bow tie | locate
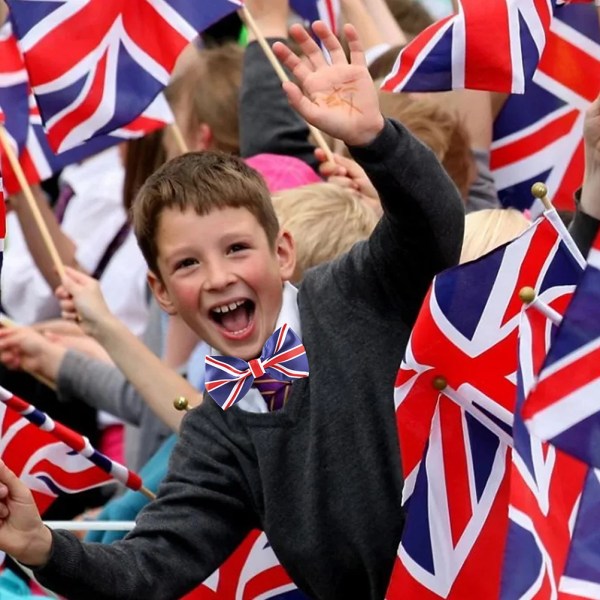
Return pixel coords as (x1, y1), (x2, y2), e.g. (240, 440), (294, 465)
(205, 324), (309, 410)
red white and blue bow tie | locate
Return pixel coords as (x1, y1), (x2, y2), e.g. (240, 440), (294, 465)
(205, 324), (309, 410)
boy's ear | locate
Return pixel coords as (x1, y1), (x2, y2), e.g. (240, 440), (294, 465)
(276, 229), (296, 282)
(147, 271), (178, 316)
(191, 123), (213, 152)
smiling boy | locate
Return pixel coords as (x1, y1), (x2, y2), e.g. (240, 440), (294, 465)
(0, 22), (464, 600)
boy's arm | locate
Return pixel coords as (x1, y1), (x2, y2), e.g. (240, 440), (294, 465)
(32, 406), (256, 600)
(240, 0), (318, 168)
(274, 22), (464, 317)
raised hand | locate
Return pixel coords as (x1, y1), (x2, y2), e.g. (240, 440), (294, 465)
(272, 22), (384, 147)
(0, 461), (52, 565)
(584, 94), (600, 172)
(581, 94), (600, 220)
(55, 266), (114, 339)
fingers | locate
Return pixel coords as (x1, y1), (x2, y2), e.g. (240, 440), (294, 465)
(281, 80), (320, 123)
(343, 23), (367, 69)
(311, 21), (346, 65)
(272, 41), (313, 83)
(288, 23), (329, 71)
(0, 460), (29, 502)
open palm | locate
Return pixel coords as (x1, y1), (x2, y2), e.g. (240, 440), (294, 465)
(584, 94), (600, 165)
(273, 22), (384, 147)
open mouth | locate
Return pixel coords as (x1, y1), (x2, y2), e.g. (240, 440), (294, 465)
(210, 299), (256, 336)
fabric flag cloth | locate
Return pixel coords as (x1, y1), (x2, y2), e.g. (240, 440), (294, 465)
(185, 530), (307, 599)
(6, 0), (242, 153)
(0, 385), (144, 506)
(205, 324), (309, 410)
(381, 0), (568, 95)
(557, 468), (600, 598)
(0, 387), (117, 515)
(290, 0), (340, 34)
(500, 294), (588, 599)
(491, 2), (600, 211)
(0, 21), (172, 196)
(524, 230), (600, 467)
(388, 208), (585, 599)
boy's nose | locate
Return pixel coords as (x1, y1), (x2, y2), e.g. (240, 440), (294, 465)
(203, 261), (235, 291)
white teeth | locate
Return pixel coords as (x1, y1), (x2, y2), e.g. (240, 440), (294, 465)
(212, 300), (245, 314)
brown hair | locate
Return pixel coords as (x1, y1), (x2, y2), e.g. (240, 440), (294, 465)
(165, 44), (243, 154)
(132, 151), (280, 276)
(377, 91), (474, 199)
(273, 183), (378, 281)
(385, 0), (434, 39)
(122, 129), (166, 214)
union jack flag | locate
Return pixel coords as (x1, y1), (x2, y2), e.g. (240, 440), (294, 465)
(500, 296), (587, 599)
(491, 2), (600, 210)
(290, 0), (340, 34)
(388, 209), (585, 598)
(0, 385), (144, 495)
(524, 231), (600, 467)
(381, 0), (559, 95)
(187, 530), (307, 599)
(6, 0), (242, 153)
(0, 387), (118, 515)
(558, 468), (600, 598)
(0, 21), (172, 195)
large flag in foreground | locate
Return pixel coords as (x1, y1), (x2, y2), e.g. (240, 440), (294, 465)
(381, 0), (557, 94)
(0, 21), (172, 195)
(524, 230), (600, 467)
(0, 385), (145, 506)
(388, 209), (585, 598)
(500, 295), (587, 599)
(491, 2), (600, 210)
(188, 530), (307, 599)
(0, 390), (117, 514)
(7, 0), (242, 152)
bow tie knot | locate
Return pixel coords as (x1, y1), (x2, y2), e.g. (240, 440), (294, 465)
(205, 324), (309, 410)
(248, 358), (266, 378)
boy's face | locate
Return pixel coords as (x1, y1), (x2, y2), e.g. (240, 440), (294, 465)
(149, 206), (295, 361)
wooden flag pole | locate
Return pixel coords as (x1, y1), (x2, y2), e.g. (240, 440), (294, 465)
(239, 5), (335, 163)
(139, 485), (157, 501)
(0, 125), (66, 281)
(169, 121), (189, 155)
(518, 286), (563, 326)
(451, 0), (460, 14)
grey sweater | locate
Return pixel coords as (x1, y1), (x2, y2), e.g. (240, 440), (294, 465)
(35, 120), (465, 600)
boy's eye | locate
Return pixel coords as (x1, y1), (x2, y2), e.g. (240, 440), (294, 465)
(175, 258), (198, 270)
(228, 243), (249, 254)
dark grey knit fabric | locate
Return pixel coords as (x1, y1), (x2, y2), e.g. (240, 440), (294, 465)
(34, 119), (465, 600)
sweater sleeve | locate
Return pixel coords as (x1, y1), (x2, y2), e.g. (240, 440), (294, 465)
(57, 351), (145, 426)
(239, 40), (318, 169)
(340, 118), (465, 324)
(34, 405), (257, 600)
(569, 190), (600, 257)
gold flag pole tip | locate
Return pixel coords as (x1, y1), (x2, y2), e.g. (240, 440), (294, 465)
(432, 376), (448, 391)
(518, 286), (537, 304)
(173, 396), (190, 412)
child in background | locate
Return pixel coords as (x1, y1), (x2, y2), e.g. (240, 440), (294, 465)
(0, 22), (464, 600)
(273, 182), (379, 281)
